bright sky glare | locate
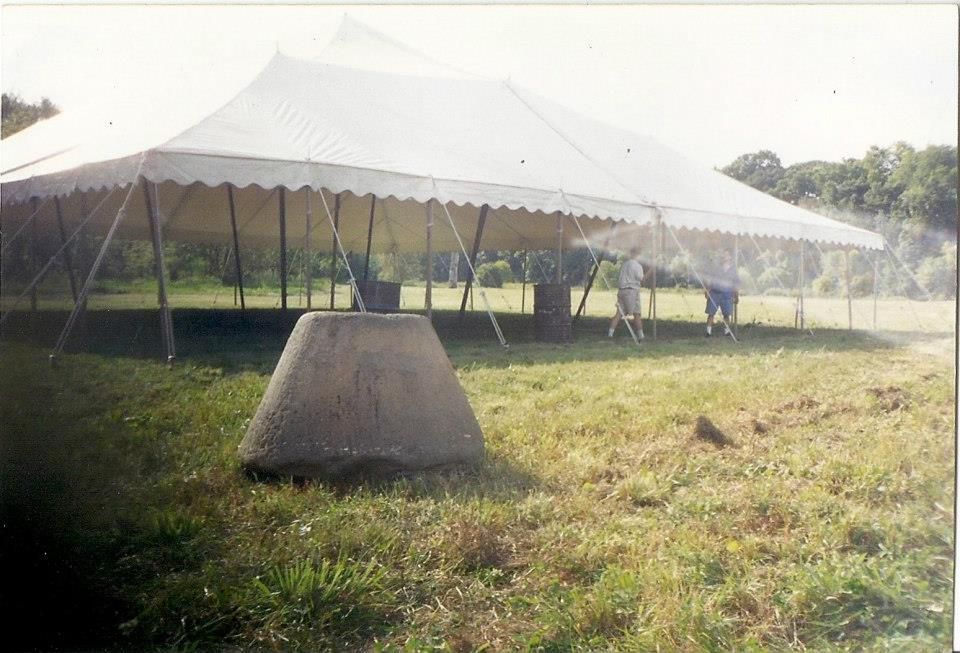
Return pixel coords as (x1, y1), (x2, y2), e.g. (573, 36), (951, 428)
(1, 4), (956, 168)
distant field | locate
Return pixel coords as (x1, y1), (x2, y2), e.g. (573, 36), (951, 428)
(0, 294), (955, 650)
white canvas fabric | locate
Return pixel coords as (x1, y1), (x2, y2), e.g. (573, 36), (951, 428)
(0, 17), (884, 252)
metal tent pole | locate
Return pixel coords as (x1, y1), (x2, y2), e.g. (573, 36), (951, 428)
(305, 189), (313, 310)
(521, 249), (528, 314)
(555, 212), (563, 284)
(30, 198), (38, 313)
(652, 213), (660, 340)
(226, 185), (245, 311)
(844, 249), (853, 330)
(329, 193), (340, 309)
(733, 233), (739, 336)
(458, 204), (489, 321)
(278, 188), (288, 310)
(798, 240), (806, 331)
(143, 181), (176, 366)
(574, 258), (601, 322)
(50, 171), (142, 366)
(53, 196), (79, 305)
(873, 253), (879, 331)
(363, 195), (375, 281)
(425, 200), (433, 320)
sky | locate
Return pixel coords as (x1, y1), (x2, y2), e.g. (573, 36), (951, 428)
(1, 4), (956, 168)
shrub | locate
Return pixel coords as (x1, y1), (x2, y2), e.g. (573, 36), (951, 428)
(475, 260), (512, 288)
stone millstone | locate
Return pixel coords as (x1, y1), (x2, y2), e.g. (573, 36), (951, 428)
(239, 312), (484, 479)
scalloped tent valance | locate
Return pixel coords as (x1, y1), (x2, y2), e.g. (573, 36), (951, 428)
(0, 16), (884, 252)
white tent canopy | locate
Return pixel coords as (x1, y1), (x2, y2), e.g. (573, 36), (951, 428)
(0, 17), (884, 253)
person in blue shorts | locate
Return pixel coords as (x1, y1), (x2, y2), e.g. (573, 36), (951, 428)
(705, 250), (740, 336)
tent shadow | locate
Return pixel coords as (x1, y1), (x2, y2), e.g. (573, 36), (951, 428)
(0, 307), (948, 374)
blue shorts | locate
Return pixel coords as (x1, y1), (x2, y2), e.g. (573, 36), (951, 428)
(705, 291), (734, 318)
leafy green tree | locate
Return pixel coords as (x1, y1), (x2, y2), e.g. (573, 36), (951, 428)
(721, 150), (785, 193)
(1, 93), (59, 138)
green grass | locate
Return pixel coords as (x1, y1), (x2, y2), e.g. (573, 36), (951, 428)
(0, 300), (954, 651)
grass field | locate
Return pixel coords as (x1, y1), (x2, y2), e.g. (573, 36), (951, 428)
(0, 293), (955, 651)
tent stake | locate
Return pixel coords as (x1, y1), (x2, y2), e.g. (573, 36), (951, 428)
(363, 195), (375, 281)
(844, 249), (852, 330)
(459, 204), (489, 321)
(278, 188), (288, 310)
(53, 197), (79, 305)
(143, 181), (176, 366)
(227, 185), (245, 311)
(329, 193), (340, 309)
(425, 200), (433, 320)
(305, 189), (313, 310)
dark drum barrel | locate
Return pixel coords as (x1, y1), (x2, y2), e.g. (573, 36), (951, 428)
(533, 283), (572, 343)
(352, 281), (402, 313)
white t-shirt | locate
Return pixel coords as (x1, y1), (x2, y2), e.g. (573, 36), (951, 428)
(618, 259), (644, 289)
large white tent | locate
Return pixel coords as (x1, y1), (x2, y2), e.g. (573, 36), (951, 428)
(1, 17), (883, 253)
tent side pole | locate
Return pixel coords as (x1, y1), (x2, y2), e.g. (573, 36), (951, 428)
(844, 248), (852, 330)
(305, 189), (312, 310)
(574, 258), (601, 322)
(363, 195), (375, 281)
(555, 212), (563, 284)
(50, 177), (140, 365)
(425, 200), (433, 320)
(458, 204), (489, 320)
(521, 249), (528, 314)
(798, 240), (805, 331)
(227, 185), (246, 311)
(733, 233), (739, 336)
(873, 252), (879, 330)
(652, 214), (660, 340)
(329, 193), (340, 309)
(278, 188), (288, 310)
(53, 197), (79, 304)
(143, 181), (176, 366)
(30, 198), (38, 314)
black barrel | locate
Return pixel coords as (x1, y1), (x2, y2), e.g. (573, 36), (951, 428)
(352, 281), (402, 313)
(534, 283), (572, 343)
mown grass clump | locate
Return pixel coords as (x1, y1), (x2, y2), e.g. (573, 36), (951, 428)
(0, 308), (953, 651)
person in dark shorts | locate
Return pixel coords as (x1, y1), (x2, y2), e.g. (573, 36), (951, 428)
(609, 249), (646, 339)
(705, 250), (740, 336)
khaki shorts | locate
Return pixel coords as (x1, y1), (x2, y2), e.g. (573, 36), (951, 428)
(616, 288), (641, 315)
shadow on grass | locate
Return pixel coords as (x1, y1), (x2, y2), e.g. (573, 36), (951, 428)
(2, 307), (937, 374)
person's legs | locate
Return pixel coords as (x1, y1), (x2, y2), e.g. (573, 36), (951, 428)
(705, 293), (718, 335)
(633, 313), (645, 339)
(608, 310), (621, 336)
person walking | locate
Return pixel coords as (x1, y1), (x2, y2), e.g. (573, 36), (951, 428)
(609, 249), (646, 339)
(705, 250), (740, 336)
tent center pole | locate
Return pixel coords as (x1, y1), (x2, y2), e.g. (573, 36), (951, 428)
(278, 188), (288, 310)
(226, 185), (246, 312)
(872, 253), (879, 331)
(652, 213), (661, 340)
(459, 204), (488, 321)
(733, 233), (739, 337)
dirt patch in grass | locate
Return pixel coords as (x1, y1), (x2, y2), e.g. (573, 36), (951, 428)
(776, 395), (820, 411)
(868, 386), (910, 412)
(693, 416), (736, 448)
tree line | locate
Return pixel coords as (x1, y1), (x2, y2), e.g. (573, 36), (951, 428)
(2, 94), (955, 299)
